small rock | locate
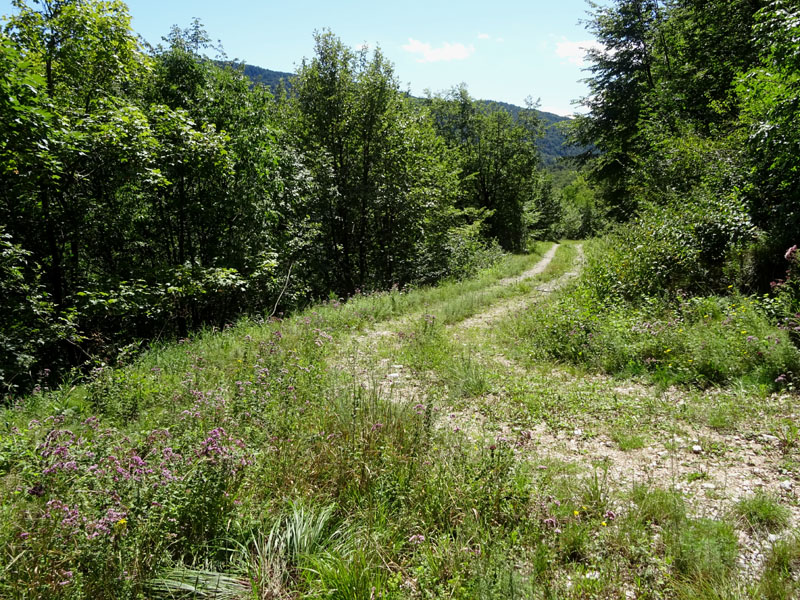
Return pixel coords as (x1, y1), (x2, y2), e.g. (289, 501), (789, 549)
(573, 428), (583, 438)
(768, 534), (779, 543)
(692, 445), (702, 454)
(780, 480), (793, 491)
(702, 482), (716, 490)
(763, 434), (780, 444)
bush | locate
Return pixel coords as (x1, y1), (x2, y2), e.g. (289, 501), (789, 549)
(581, 195), (751, 303)
(417, 218), (505, 285)
(505, 246), (800, 389)
(0, 231), (78, 399)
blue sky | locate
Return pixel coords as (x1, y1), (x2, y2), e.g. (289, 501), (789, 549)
(1, 0), (605, 116)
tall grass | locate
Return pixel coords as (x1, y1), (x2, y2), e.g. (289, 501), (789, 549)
(499, 242), (800, 390)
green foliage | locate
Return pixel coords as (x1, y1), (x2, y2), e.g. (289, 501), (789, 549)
(572, 0), (763, 219)
(669, 519), (739, 583)
(582, 197), (752, 302)
(630, 485), (686, 527)
(0, 230), (76, 397)
(427, 85), (545, 251)
(737, 1), (800, 286)
(570, 0), (665, 217)
(0, 5), (518, 394)
(556, 173), (604, 239)
(572, 0), (800, 315)
(759, 533), (800, 600)
(733, 492), (790, 534)
(284, 31), (463, 295)
(504, 241), (800, 389)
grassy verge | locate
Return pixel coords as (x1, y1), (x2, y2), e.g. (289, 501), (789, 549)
(0, 248), (561, 599)
(499, 241), (800, 392)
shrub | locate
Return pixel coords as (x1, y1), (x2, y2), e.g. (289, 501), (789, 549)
(507, 256), (800, 389)
(581, 195), (752, 303)
(0, 231), (78, 399)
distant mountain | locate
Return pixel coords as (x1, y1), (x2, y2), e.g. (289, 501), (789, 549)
(240, 64), (294, 90)
(476, 100), (578, 166)
(235, 63), (577, 167)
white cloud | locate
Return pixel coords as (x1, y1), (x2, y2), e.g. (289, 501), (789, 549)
(402, 38), (475, 63)
(555, 38), (603, 66)
(496, 37), (505, 43)
(477, 33), (490, 40)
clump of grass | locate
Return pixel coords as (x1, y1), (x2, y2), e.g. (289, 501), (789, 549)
(732, 492), (790, 533)
(759, 533), (800, 600)
(630, 485), (686, 526)
(580, 464), (611, 514)
(557, 522), (593, 564)
(148, 567), (249, 599)
(302, 548), (386, 599)
(447, 352), (492, 398)
(669, 519), (738, 583)
(706, 401), (741, 432)
(610, 429), (647, 451)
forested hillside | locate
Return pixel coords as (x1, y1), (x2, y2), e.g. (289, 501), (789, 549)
(480, 100), (580, 165)
(239, 63), (293, 89)
(237, 64), (580, 165)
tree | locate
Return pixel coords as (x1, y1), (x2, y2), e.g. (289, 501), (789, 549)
(428, 86), (543, 251)
(287, 31), (460, 294)
(2, 0), (147, 309)
(570, 0), (665, 218)
(736, 0), (800, 285)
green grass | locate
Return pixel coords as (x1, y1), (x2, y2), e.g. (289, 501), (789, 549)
(733, 492), (790, 533)
(670, 518), (739, 583)
(609, 417), (649, 450)
(630, 485), (687, 526)
(497, 241), (800, 392)
(759, 533), (800, 600)
(1, 240), (798, 599)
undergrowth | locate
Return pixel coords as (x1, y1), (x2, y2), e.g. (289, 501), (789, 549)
(501, 240), (800, 391)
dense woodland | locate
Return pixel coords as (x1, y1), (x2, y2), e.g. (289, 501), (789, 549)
(0, 1), (590, 398)
(573, 0), (799, 298)
(2, 0), (800, 598)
